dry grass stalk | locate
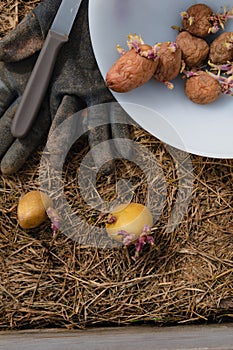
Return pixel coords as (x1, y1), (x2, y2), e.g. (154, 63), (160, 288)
(0, 1), (40, 38)
(0, 1), (233, 330)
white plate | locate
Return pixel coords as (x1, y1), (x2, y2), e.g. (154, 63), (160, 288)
(88, 0), (233, 158)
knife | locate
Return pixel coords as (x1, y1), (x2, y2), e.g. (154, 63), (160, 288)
(11, 0), (82, 138)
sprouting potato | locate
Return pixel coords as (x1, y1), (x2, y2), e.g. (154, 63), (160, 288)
(154, 41), (182, 85)
(185, 71), (222, 104)
(181, 3), (233, 37)
(106, 202), (153, 243)
(181, 4), (214, 37)
(106, 34), (160, 93)
(209, 32), (233, 64)
(106, 202), (154, 259)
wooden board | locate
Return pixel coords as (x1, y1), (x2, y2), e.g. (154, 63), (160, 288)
(0, 324), (233, 350)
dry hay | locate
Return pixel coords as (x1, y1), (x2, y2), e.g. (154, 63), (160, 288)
(0, 1), (39, 38)
(0, 1), (233, 330)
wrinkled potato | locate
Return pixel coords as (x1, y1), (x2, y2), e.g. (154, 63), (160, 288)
(106, 45), (159, 93)
(176, 31), (209, 67)
(185, 71), (222, 104)
(154, 42), (182, 82)
(17, 190), (52, 229)
(209, 31), (233, 64)
(181, 3), (213, 37)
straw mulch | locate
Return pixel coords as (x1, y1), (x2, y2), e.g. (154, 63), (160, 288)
(0, 1), (233, 330)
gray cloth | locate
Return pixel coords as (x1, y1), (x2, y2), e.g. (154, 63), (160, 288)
(0, 0), (133, 174)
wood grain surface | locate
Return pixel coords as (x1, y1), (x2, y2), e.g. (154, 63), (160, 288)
(0, 324), (233, 350)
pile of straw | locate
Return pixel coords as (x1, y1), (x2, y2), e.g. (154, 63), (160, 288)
(0, 1), (233, 330)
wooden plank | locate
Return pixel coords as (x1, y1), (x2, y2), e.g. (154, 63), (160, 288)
(0, 324), (233, 350)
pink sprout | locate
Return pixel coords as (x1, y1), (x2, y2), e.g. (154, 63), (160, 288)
(46, 207), (61, 236)
(117, 224), (154, 259)
(117, 230), (136, 246)
(106, 215), (117, 224)
(134, 225), (154, 259)
(209, 7), (233, 33)
(207, 71), (233, 95)
(127, 33), (144, 51)
(117, 33), (160, 61)
(182, 70), (199, 78)
(168, 41), (178, 53)
(208, 60), (233, 75)
(140, 43), (161, 61)
(142, 224), (152, 235)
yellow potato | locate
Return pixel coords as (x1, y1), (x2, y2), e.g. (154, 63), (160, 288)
(17, 190), (52, 229)
(106, 203), (153, 242)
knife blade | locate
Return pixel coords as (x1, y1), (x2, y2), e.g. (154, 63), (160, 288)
(11, 0), (82, 138)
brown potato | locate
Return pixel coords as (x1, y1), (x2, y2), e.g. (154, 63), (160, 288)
(106, 46), (159, 93)
(182, 3), (213, 37)
(17, 190), (52, 229)
(185, 71), (222, 104)
(209, 32), (233, 64)
(176, 31), (209, 67)
(154, 42), (182, 82)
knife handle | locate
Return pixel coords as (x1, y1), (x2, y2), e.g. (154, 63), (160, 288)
(11, 30), (68, 138)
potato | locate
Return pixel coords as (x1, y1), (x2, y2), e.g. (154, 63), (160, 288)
(176, 31), (209, 67)
(209, 32), (233, 64)
(154, 42), (182, 83)
(106, 45), (159, 93)
(181, 3), (213, 38)
(17, 190), (52, 229)
(185, 71), (222, 104)
(106, 202), (153, 243)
